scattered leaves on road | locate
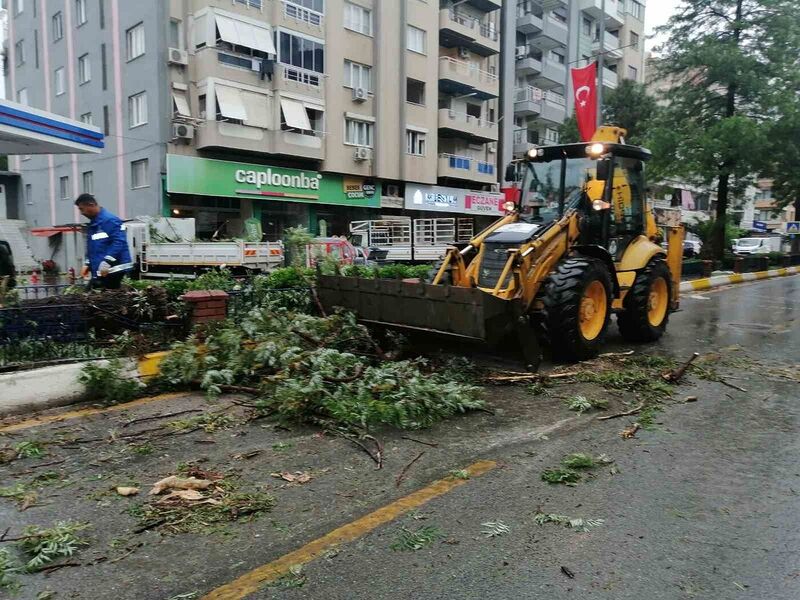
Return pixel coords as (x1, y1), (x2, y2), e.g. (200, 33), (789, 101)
(481, 521), (511, 538)
(541, 468), (582, 485)
(17, 521), (89, 573)
(390, 526), (443, 551)
(271, 471), (312, 484)
(534, 512), (605, 532)
(564, 395), (608, 414)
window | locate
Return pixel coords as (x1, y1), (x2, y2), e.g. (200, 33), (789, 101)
(628, 0), (644, 20)
(627, 65), (638, 80)
(549, 50), (565, 64)
(544, 128), (559, 144)
(55, 67), (66, 96)
(34, 29), (39, 67)
(80, 111), (93, 124)
(128, 92), (147, 128)
(78, 53), (91, 84)
(582, 17), (592, 37)
(59, 176), (70, 201)
(234, 0), (263, 7)
(344, 2), (372, 36)
(99, 0), (105, 29)
(344, 60), (371, 91)
(25, 184), (32, 206)
(82, 171), (94, 194)
(52, 12), (64, 41)
(345, 118), (373, 147)
(406, 130), (426, 156)
(278, 31), (325, 73)
(13, 0), (23, 16)
(406, 78), (425, 105)
(126, 23), (145, 60)
(131, 159), (149, 189)
(14, 40), (24, 66)
(16, 88), (29, 105)
(101, 44), (107, 90)
(169, 19), (182, 49)
(103, 105), (110, 135)
(172, 90), (191, 117)
(290, 0), (324, 11)
(76, 0), (87, 25)
(630, 31), (640, 49)
(551, 9), (567, 24)
(407, 25), (426, 54)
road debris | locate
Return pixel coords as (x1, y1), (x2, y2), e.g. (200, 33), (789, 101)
(719, 379), (748, 393)
(481, 521), (511, 538)
(683, 396), (699, 403)
(149, 476), (212, 496)
(533, 512), (604, 532)
(597, 403), (645, 421)
(662, 352), (700, 383)
(565, 395), (608, 415)
(621, 423), (641, 439)
(390, 526), (443, 551)
(561, 566), (575, 579)
(271, 471), (312, 485)
(395, 451), (426, 487)
(116, 487), (140, 497)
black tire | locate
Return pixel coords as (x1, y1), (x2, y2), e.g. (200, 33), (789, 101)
(541, 257), (613, 362)
(617, 258), (672, 342)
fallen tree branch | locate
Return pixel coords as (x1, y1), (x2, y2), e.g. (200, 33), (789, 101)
(323, 364), (365, 384)
(720, 379), (748, 393)
(597, 403), (645, 421)
(109, 542), (144, 563)
(132, 518), (167, 534)
(36, 561), (82, 573)
(217, 384), (262, 396)
(401, 436), (439, 448)
(485, 370), (584, 383)
(663, 352), (700, 383)
(341, 435), (380, 467)
(122, 409), (201, 428)
(365, 434), (384, 469)
(395, 451), (426, 487)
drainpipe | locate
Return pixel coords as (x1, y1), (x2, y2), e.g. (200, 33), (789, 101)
(373, 1), (382, 178)
(597, 0), (605, 126)
(399, 0), (408, 183)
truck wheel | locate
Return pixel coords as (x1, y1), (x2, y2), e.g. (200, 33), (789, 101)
(542, 258), (612, 361)
(617, 258), (672, 342)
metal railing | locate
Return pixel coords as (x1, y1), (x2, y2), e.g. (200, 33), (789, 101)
(283, 1), (324, 27)
(282, 65), (322, 88)
(439, 57), (499, 85)
(441, 109), (498, 130)
(515, 85), (544, 103)
(16, 283), (86, 301)
(513, 128), (539, 145)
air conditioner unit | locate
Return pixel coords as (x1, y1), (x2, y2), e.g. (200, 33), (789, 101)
(352, 87), (369, 102)
(168, 48), (189, 66)
(354, 146), (372, 161)
(172, 123), (195, 140)
(488, 143), (497, 154)
(516, 45), (527, 59)
(458, 47), (470, 59)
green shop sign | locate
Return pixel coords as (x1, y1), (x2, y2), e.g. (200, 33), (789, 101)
(166, 155), (380, 208)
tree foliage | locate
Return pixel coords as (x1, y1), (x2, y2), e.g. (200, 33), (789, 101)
(601, 79), (658, 146)
(648, 0), (800, 259)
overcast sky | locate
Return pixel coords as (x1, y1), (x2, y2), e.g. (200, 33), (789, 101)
(645, 0), (682, 51)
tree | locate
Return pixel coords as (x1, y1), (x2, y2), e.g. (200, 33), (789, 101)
(649, 0), (799, 261)
(559, 80), (657, 146)
(765, 99), (800, 252)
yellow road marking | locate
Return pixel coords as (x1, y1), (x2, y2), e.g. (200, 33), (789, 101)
(690, 279), (711, 291)
(0, 392), (190, 434)
(202, 460), (498, 600)
(728, 274), (744, 284)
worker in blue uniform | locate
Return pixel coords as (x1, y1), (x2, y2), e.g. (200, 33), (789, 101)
(76, 194), (132, 290)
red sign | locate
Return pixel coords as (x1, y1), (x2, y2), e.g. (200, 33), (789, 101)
(465, 193), (505, 215)
(571, 62), (598, 142)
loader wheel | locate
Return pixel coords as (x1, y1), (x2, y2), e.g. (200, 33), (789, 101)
(542, 258), (612, 361)
(617, 258), (672, 342)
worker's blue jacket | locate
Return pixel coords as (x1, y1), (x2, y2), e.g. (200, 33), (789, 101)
(85, 208), (133, 277)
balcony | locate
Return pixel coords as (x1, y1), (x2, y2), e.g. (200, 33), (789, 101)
(439, 10), (500, 56)
(592, 34), (622, 60)
(514, 86), (543, 117)
(517, 11), (543, 35)
(274, 65), (325, 100)
(601, 67), (618, 89)
(529, 15), (568, 50)
(439, 56), (499, 99)
(438, 109), (499, 142)
(196, 121), (325, 161)
(461, 0), (501, 11)
(438, 153), (497, 185)
(532, 59), (566, 90)
(539, 91), (567, 124)
(579, 0), (624, 27)
(515, 47), (543, 76)
(513, 128), (539, 156)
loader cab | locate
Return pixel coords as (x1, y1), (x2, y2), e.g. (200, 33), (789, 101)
(517, 142), (650, 259)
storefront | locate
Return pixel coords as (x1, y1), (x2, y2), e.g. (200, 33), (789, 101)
(403, 183), (506, 231)
(165, 155), (381, 241)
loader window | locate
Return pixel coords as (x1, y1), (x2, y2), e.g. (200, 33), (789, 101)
(521, 158), (599, 225)
(610, 157), (646, 235)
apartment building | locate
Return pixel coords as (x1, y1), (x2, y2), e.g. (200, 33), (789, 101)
(5, 0), (504, 269)
(499, 0), (646, 173)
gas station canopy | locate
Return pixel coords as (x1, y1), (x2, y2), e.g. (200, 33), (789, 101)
(0, 99), (104, 155)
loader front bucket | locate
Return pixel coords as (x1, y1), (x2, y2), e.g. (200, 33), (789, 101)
(316, 274), (520, 348)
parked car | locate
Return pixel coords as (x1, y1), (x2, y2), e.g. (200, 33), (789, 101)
(683, 240), (702, 258)
(0, 240), (16, 289)
(733, 237), (783, 255)
(306, 237), (377, 268)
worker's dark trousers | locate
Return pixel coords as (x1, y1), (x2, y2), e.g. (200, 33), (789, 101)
(88, 272), (125, 290)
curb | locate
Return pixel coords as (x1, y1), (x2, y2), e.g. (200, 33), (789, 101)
(0, 352), (169, 418)
(679, 266), (800, 293)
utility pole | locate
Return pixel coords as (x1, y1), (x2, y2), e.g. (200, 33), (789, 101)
(597, 0), (605, 126)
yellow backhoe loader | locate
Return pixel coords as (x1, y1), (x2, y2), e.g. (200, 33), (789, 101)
(317, 127), (684, 369)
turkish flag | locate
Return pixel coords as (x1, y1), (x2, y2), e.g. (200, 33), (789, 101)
(571, 62), (598, 142)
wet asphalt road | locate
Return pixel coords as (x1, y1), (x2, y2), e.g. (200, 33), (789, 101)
(1, 275), (798, 599)
(254, 275), (800, 600)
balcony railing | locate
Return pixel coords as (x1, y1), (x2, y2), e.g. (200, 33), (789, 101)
(442, 153), (473, 171)
(515, 85), (544, 103)
(281, 65), (322, 88)
(439, 153), (495, 177)
(444, 11), (499, 42)
(479, 23), (498, 41)
(544, 90), (566, 105)
(441, 109), (497, 130)
(283, 1), (324, 27)
(439, 56), (499, 85)
(513, 128), (539, 145)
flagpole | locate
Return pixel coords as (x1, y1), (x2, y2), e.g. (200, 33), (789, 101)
(597, 0), (605, 127)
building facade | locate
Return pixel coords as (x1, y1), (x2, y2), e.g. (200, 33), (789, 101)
(499, 0), (646, 177)
(6, 0), (505, 270)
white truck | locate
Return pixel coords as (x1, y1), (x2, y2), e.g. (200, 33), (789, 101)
(348, 218), (474, 263)
(732, 236), (785, 255)
(125, 217), (284, 278)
